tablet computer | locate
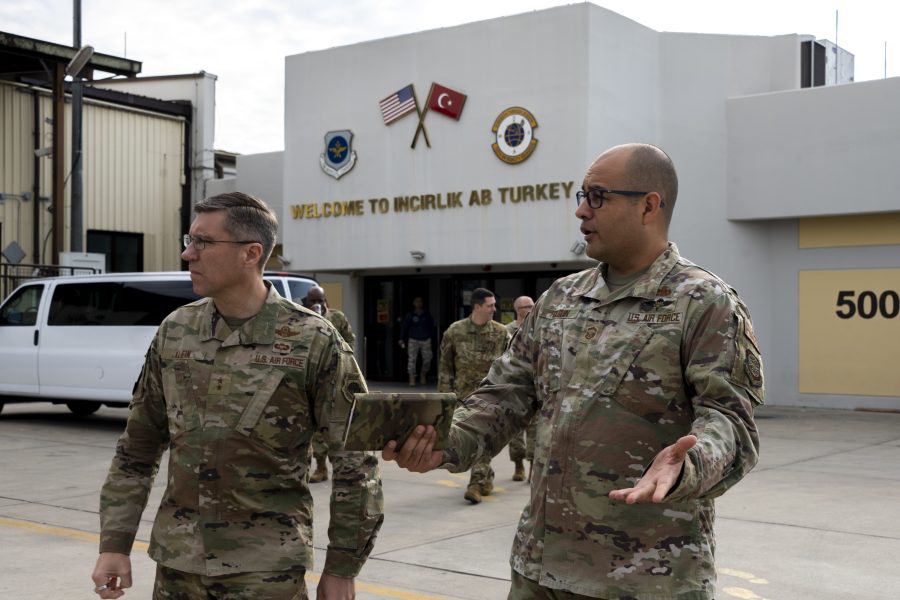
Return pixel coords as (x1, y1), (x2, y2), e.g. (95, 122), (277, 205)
(342, 392), (457, 451)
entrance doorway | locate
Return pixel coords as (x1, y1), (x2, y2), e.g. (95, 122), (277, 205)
(362, 269), (572, 383)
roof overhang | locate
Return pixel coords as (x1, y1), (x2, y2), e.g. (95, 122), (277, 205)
(0, 31), (141, 81)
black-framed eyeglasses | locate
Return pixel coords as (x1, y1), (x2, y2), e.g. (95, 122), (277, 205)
(575, 187), (650, 209)
(182, 234), (259, 251)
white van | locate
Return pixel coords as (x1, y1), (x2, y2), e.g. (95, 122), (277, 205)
(0, 271), (316, 415)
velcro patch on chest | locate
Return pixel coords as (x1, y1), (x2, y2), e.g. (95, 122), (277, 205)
(272, 341), (293, 355)
(543, 308), (576, 319)
(250, 353), (306, 369)
(208, 372), (232, 395)
(626, 312), (684, 324)
(164, 350), (209, 361)
(274, 324), (304, 338)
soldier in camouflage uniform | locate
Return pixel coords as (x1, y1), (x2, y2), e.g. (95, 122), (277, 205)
(91, 192), (383, 600)
(505, 296), (536, 482)
(386, 144), (763, 599)
(437, 288), (510, 504)
(302, 286), (356, 484)
(399, 297), (436, 386)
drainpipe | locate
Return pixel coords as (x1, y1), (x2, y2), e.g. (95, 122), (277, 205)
(51, 62), (65, 264)
(32, 89), (41, 263)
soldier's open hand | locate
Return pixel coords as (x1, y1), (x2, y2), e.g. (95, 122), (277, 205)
(382, 425), (444, 472)
(608, 435), (697, 504)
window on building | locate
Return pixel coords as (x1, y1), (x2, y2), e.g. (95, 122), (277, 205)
(87, 230), (144, 272)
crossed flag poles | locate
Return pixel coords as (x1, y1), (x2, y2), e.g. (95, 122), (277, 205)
(378, 82), (467, 148)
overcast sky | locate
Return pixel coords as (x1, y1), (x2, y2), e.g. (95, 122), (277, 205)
(3, 1), (898, 155)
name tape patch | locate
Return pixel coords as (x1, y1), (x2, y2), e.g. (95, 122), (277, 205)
(626, 312), (684, 324)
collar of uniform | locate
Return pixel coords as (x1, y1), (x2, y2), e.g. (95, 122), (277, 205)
(631, 242), (682, 298)
(467, 316), (497, 331)
(574, 242), (682, 302)
(239, 282), (280, 345)
(197, 281), (280, 344)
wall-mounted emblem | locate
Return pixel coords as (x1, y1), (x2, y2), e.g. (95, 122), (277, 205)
(320, 130), (357, 179)
(491, 107), (538, 164)
(378, 82), (467, 149)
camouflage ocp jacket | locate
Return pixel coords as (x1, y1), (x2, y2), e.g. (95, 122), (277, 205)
(446, 243), (764, 599)
(99, 285), (383, 578)
(438, 317), (511, 400)
(326, 308), (355, 346)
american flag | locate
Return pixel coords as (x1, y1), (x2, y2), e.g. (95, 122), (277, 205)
(379, 84), (417, 125)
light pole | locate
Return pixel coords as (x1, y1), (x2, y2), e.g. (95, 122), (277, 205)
(67, 0), (93, 253)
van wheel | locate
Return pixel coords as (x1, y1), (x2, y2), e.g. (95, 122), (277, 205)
(66, 402), (101, 416)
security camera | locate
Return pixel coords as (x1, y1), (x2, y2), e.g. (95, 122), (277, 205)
(410, 250), (425, 260)
(34, 147), (53, 158)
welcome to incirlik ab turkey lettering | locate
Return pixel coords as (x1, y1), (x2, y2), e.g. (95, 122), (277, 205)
(290, 181), (574, 220)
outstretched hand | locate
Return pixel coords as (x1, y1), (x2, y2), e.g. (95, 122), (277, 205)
(382, 425), (444, 473)
(608, 435), (697, 504)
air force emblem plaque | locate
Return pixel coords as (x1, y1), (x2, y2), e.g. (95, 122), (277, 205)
(320, 130), (357, 179)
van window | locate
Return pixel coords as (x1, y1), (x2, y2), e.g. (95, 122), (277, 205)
(49, 281), (200, 326)
(267, 279), (286, 297)
(288, 279), (314, 302)
(0, 284), (44, 326)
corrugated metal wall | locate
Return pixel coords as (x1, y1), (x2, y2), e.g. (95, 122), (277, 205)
(0, 80), (186, 271)
(0, 82), (38, 264)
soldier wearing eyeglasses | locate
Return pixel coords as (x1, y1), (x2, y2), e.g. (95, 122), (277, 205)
(385, 144), (764, 600)
(92, 192), (383, 600)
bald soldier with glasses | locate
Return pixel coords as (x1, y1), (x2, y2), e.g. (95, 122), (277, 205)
(386, 143), (764, 600)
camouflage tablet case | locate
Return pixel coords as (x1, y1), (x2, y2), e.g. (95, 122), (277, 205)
(342, 392), (457, 451)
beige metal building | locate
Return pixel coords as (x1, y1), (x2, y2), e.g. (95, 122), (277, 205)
(0, 32), (218, 289)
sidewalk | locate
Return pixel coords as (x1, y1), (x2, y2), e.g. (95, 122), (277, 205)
(0, 396), (898, 599)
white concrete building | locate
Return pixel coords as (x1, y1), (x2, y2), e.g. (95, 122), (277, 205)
(233, 4), (899, 409)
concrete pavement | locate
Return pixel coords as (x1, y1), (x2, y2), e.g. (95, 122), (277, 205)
(0, 384), (898, 599)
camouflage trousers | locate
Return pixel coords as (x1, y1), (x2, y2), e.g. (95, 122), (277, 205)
(153, 564), (307, 599)
(406, 338), (432, 375)
(310, 432), (328, 464)
(467, 456), (495, 490)
(508, 418), (537, 462)
(508, 570), (596, 600)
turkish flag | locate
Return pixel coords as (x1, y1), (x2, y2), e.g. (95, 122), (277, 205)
(427, 83), (467, 120)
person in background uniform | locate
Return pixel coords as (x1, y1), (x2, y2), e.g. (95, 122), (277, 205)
(303, 286), (356, 483)
(437, 288), (511, 504)
(399, 296), (436, 386)
(505, 296), (535, 482)
(91, 192), (383, 600)
(385, 143), (764, 600)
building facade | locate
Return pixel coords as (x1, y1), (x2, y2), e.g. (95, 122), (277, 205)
(244, 5), (899, 409)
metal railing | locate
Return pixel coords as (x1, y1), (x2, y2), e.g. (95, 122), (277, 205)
(0, 263), (101, 302)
